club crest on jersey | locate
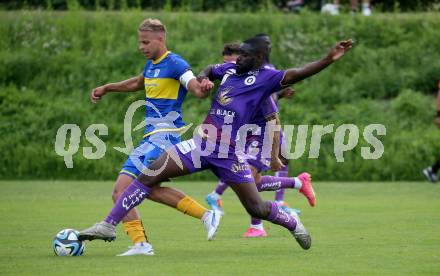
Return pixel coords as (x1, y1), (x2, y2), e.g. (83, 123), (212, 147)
(154, 69), (160, 77)
(244, 76), (256, 86)
(218, 86), (233, 106)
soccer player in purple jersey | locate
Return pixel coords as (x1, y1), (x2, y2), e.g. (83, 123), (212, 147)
(203, 39), (314, 238)
(79, 36), (353, 251)
(256, 33), (297, 208)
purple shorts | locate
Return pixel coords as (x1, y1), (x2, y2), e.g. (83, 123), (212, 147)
(245, 131), (287, 173)
(173, 139), (254, 184)
(246, 138), (271, 173)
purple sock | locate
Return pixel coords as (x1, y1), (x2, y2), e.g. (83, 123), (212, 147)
(274, 166), (288, 201)
(266, 201), (297, 231)
(215, 181), (229, 195)
(256, 176), (295, 192)
(275, 166), (288, 178)
(105, 179), (151, 226)
(274, 189), (286, 201)
(251, 217), (262, 226)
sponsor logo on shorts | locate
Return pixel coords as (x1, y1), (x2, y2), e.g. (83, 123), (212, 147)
(231, 162), (249, 173)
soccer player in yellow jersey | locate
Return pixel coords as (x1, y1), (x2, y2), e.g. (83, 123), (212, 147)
(89, 18), (217, 256)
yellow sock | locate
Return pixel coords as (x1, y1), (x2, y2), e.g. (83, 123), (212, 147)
(176, 196), (208, 219)
(123, 220), (148, 244)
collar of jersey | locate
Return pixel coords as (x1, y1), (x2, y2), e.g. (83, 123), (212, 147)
(152, 51), (171, 64)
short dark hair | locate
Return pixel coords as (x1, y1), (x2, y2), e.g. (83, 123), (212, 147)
(254, 33), (272, 46)
(222, 42), (241, 56)
(241, 37), (268, 54)
(254, 33), (270, 38)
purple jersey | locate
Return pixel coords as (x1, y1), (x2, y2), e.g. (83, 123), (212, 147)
(202, 63), (285, 155)
(246, 64), (288, 172)
(252, 96), (278, 130)
(265, 63), (285, 105)
(246, 96), (278, 170)
(249, 63), (279, 142)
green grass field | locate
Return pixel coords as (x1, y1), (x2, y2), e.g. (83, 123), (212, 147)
(1, 180), (439, 275)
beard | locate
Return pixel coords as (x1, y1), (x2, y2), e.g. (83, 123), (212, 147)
(236, 62), (253, 75)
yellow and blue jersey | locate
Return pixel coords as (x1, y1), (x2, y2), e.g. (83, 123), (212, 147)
(143, 51), (190, 137)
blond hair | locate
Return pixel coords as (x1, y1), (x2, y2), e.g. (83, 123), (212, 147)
(138, 18), (166, 33)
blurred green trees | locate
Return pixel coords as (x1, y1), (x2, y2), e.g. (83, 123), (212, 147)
(0, 11), (439, 180)
(2, 0), (440, 11)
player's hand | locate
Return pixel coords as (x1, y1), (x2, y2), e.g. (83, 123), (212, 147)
(90, 86), (107, 103)
(280, 87), (295, 99)
(435, 117), (440, 128)
(270, 156), (284, 172)
(328, 39), (353, 61)
(200, 78), (214, 93)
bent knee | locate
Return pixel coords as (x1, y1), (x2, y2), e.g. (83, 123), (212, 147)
(112, 174), (136, 202)
(112, 189), (122, 202)
(138, 173), (161, 187)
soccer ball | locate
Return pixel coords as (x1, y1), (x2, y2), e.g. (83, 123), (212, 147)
(53, 229), (85, 256)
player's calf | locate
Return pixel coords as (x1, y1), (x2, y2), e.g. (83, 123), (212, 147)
(242, 199), (271, 219)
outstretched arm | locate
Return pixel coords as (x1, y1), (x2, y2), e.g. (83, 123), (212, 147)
(90, 74), (144, 103)
(281, 39), (353, 86)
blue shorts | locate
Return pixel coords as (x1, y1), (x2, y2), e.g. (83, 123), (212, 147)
(120, 132), (181, 179)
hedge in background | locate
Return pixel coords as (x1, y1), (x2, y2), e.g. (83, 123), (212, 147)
(2, 0), (439, 12)
(0, 11), (439, 180)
